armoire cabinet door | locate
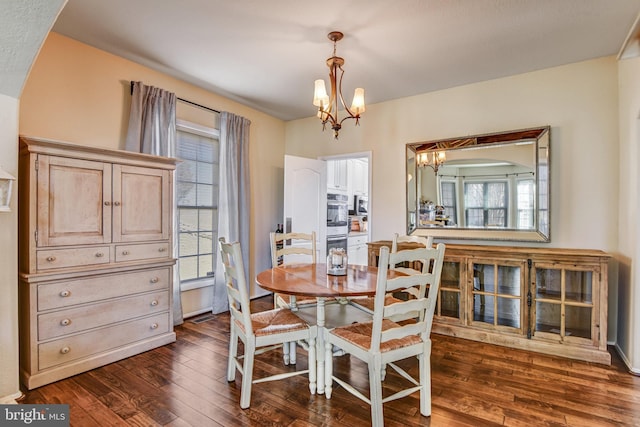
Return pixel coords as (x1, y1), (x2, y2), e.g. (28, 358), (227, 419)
(36, 155), (111, 247)
(112, 164), (170, 243)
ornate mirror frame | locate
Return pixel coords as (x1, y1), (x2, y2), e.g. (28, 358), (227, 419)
(406, 126), (550, 242)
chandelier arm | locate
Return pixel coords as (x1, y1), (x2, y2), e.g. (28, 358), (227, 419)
(338, 115), (358, 126)
(323, 63), (339, 126)
(331, 63), (344, 126)
(338, 66), (360, 120)
(336, 64), (353, 119)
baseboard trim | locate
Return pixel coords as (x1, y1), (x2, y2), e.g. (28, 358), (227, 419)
(182, 307), (213, 319)
(0, 391), (23, 404)
(613, 343), (640, 375)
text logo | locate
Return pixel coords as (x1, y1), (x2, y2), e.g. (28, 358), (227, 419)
(1, 405), (69, 426)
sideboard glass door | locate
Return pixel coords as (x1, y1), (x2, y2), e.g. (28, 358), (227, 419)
(436, 256), (464, 322)
(468, 259), (525, 333)
(533, 264), (596, 344)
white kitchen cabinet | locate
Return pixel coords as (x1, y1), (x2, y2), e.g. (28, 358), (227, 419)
(348, 234), (368, 266)
(352, 158), (368, 196)
(346, 158), (368, 210)
(327, 159), (348, 192)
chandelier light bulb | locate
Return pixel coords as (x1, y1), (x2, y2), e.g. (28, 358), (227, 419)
(313, 79), (329, 107)
(350, 88), (365, 115)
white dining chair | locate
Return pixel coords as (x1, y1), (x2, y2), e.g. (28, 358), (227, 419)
(269, 231), (321, 365)
(269, 231), (318, 311)
(350, 233), (434, 321)
(218, 237), (317, 408)
(324, 243), (445, 426)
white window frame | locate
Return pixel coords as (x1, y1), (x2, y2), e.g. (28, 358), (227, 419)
(176, 119), (220, 292)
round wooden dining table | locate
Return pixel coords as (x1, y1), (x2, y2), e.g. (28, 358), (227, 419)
(256, 263), (406, 395)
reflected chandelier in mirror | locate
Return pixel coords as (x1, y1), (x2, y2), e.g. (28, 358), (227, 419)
(406, 126), (550, 242)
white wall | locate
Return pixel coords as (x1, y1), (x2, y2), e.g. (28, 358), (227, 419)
(0, 94), (20, 402)
(286, 56), (622, 343)
(617, 55), (640, 373)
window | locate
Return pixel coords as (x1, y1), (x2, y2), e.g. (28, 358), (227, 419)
(516, 179), (535, 229)
(538, 163), (549, 234)
(176, 123), (219, 287)
(440, 181), (457, 222)
(464, 181), (508, 227)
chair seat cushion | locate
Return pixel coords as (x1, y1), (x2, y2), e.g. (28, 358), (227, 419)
(330, 319), (422, 352)
(237, 308), (309, 336)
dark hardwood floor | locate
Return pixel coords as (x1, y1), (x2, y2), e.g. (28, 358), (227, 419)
(19, 296), (640, 426)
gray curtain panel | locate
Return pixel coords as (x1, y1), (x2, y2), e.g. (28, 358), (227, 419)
(213, 111), (251, 314)
(125, 81), (176, 156)
(125, 81), (183, 325)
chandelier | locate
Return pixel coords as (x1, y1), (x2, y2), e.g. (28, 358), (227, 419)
(313, 31), (365, 139)
(417, 151), (446, 174)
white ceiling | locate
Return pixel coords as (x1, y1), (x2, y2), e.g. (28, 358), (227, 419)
(51, 0), (640, 121)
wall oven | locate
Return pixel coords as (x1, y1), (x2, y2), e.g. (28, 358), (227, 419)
(327, 193), (349, 235)
(327, 193), (349, 256)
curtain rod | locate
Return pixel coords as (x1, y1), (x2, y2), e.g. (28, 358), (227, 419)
(438, 171), (535, 179)
(130, 81), (220, 114)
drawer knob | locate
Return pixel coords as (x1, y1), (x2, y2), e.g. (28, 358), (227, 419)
(151, 323), (159, 330)
(46, 256), (56, 262)
(114, 201), (121, 206)
(60, 346), (70, 354)
(60, 318), (71, 326)
(150, 277), (159, 283)
(59, 290), (71, 298)
(95, 252), (104, 258)
(151, 300), (159, 306)
(104, 201), (111, 206)
(122, 250), (130, 256)
(158, 247), (166, 253)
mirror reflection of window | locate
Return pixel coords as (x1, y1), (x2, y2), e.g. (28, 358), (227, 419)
(517, 179), (535, 229)
(464, 181), (508, 228)
(439, 181), (457, 225)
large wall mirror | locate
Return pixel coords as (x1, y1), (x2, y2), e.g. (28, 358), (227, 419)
(406, 126), (550, 242)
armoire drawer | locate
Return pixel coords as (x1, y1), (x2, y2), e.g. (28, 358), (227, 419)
(36, 246), (111, 271)
(115, 242), (171, 262)
(38, 290), (169, 341)
(37, 268), (170, 311)
(38, 312), (170, 370)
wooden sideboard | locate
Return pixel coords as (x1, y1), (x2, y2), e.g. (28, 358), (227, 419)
(18, 137), (178, 389)
(368, 241), (611, 364)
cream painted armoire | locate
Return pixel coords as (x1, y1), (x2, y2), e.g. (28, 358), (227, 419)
(18, 137), (177, 389)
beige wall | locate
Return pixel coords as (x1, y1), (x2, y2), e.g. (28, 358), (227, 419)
(617, 55), (640, 373)
(20, 32), (285, 298)
(0, 94), (20, 401)
(286, 56), (622, 342)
